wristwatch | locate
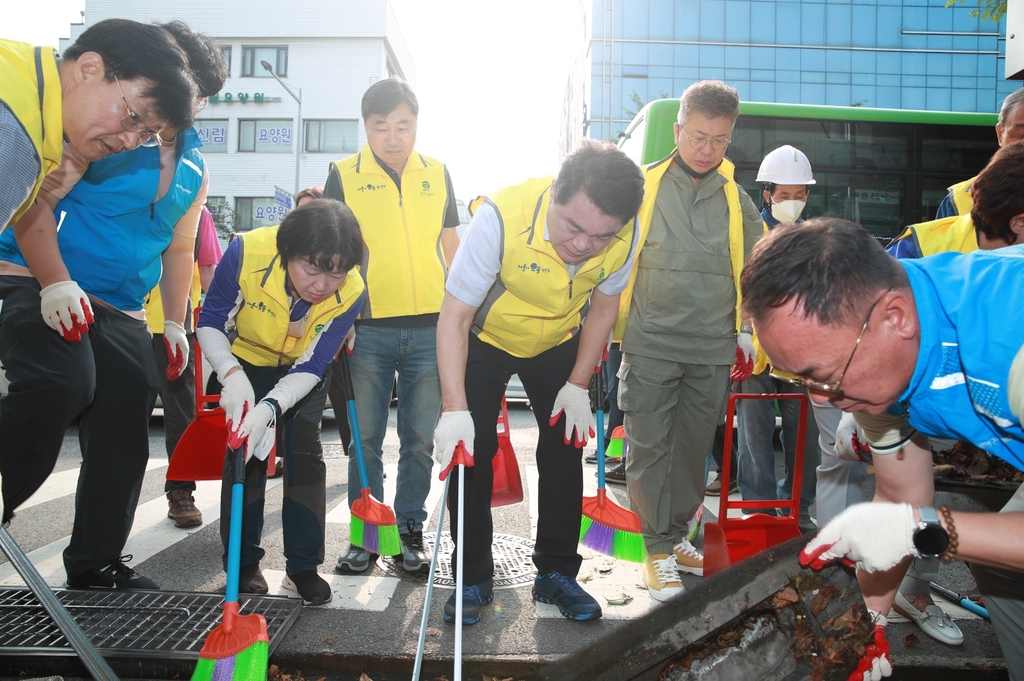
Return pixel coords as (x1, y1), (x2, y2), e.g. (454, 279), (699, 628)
(913, 506), (950, 558)
(740, 324), (754, 335)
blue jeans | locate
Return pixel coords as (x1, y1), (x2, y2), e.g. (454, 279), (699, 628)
(346, 325), (440, 532)
(736, 371), (819, 515)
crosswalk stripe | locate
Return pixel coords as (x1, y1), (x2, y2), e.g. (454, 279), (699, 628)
(3, 457), (168, 514)
(326, 462), (447, 529)
(262, 568), (399, 611)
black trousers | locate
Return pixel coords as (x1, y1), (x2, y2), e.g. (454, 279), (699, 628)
(326, 356), (352, 453)
(449, 334), (584, 586)
(151, 333), (197, 493)
(0, 276), (159, 578)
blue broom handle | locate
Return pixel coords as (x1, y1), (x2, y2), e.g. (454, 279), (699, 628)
(596, 409), (606, 490)
(225, 445), (245, 604)
(338, 351), (370, 490)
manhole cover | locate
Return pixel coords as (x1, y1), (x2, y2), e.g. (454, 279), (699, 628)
(378, 532), (536, 589)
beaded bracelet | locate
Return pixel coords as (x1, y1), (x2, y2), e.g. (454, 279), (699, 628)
(938, 503), (959, 564)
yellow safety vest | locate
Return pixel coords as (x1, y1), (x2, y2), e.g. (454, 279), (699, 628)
(331, 144), (449, 319)
(469, 177), (637, 359)
(947, 177), (975, 216)
(892, 213), (979, 258)
(613, 154), (745, 342)
(0, 39), (63, 225)
(229, 226), (365, 367)
(143, 263), (202, 333)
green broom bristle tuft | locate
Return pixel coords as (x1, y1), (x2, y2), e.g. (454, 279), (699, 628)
(376, 522), (402, 557)
(350, 516), (366, 548)
(612, 529), (647, 563)
(192, 641), (269, 680)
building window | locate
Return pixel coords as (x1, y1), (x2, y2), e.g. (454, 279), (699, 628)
(241, 46), (288, 77)
(220, 46), (232, 75)
(304, 120), (359, 153)
(238, 119), (293, 152)
(235, 197), (288, 231)
(194, 119), (229, 152)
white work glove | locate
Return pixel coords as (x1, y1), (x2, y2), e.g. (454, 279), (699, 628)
(232, 401), (277, 462)
(343, 325), (356, 353)
(850, 610), (893, 681)
(835, 412), (872, 463)
(220, 370), (255, 434)
(730, 331), (755, 382)
(39, 281), (94, 342)
(433, 410), (475, 481)
(549, 382), (596, 448)
(163, 320), (190, 381)
(799, 502), (916, 573)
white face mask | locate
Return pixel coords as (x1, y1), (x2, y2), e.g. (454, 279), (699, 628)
(770, 199), (806, 224)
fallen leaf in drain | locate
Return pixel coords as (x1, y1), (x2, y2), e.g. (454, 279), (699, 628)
(605, 593), (634, 605)
(904, 633), (921, 647)
(323, 636), (335, 645)
(482, 677), (514, 681)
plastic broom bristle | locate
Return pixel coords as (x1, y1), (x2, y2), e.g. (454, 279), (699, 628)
(350, 514), (402, 556)
(192, 641), (269, 680)
(611, 528), (647, 563)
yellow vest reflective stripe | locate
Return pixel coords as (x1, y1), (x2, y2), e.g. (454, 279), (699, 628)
(892, 213), (979, 257)
(613, 154), (745, 342)
(948, 177), (975, 216)
(229, 226), (365, 367)
(0, 40), (63, 225)
(472, 178), (637, 358)
(332, 144), (449, 319)
(143, 263), (203, 333)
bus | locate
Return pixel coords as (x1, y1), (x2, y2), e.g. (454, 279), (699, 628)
(617, 100), (999, 240)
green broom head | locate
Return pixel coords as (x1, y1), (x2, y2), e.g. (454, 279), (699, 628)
(580, 489), (646, 563)
(192, 603), (269, 680)
(350, 488), (402, 556)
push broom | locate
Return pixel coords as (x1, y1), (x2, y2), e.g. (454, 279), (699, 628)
(337, 350), (402, 557)
(192, 443), (269, 680)
(579, 362), (645, 563)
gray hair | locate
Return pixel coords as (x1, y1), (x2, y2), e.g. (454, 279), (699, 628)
(998, 88), (1024, 127)
(677, 80), (740, 126)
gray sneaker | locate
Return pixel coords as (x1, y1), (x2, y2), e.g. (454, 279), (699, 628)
(399, 520), (430, 573)
(335, 545), (373, 573)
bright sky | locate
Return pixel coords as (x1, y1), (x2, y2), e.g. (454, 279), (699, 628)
(4, 0), (579, 201)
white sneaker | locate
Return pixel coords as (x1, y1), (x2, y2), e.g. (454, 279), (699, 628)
(673, 539), (704, 577)
(643, 554), (685, 602)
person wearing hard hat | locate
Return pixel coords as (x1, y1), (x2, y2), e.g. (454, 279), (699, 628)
(735, 145), (820, 533)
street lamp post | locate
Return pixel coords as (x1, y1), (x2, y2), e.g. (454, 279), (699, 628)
(261, 60), (302, 201)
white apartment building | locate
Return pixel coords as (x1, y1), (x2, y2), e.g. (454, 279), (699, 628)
(64, 0), (415, 232)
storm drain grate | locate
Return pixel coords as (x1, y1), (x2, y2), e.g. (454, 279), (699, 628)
(0, 588), (301, 659)
(378, 532), (536, 589)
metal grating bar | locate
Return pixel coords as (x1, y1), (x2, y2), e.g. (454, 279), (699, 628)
(0, 588), (301, 660)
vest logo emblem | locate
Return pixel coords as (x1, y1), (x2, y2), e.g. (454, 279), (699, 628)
(421, 181), (430, 190)
(357, 183), (387, 192)
(314, 323), (325, 334)
(598, 268), (606, 280)
(517, 262), (550, 274)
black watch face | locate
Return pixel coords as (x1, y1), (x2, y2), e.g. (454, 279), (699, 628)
(914, 525), (950, 556)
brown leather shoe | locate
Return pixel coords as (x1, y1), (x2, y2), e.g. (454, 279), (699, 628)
(167, 489), (202, 528)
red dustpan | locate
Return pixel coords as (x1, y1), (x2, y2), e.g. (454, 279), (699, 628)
(491, 397), (523, 507)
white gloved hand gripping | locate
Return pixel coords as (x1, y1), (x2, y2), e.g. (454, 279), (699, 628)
(434, 410), (475, 480)
(163, 320), (190, 380)
(39, 281), (94, 342)
(549, 382), (596, 448)
(233, 400), (277, 462)
(799, 502), (916, 573)
(730, 331), (755, 382)
(835, 412), (872, 463)
(219, 370), (255, 434)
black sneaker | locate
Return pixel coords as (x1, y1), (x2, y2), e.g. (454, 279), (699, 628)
(65, 555), (159, 590)
(238, 562), (269, 594)
(532, 571), (602, 621)
(444, 578), (494, 625)
(283, 570), (333, 606)
(335, 545), (375, 573)
(604, 460), (626, 484)
(399, 519), (430, 573)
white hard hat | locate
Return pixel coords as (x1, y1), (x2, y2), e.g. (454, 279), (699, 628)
(756, 145), (816, 185)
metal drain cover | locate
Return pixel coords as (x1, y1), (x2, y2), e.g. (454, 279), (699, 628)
(0, 588), (301, 659)
(378, 532), (536, 589)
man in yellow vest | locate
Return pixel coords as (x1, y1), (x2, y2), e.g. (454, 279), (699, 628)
(324, 78), (461, 575)
(434, 140), (644, 624)
(935, 88), (1024, 220)
(616, 80), (765, 601)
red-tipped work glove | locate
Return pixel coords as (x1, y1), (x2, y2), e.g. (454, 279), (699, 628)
(730, 331), (755, 382)
(835, 412), (872, 463)
(848, 612), (893, 681)
(800, 502), (916, 573)
(220, 370), (255, 435)
(39, 281), (94, 342)
(163, 320), (189, 380)
(549, 382), (595, 448)
(231, 400), (276, 461)
(434, 410), (475, 481)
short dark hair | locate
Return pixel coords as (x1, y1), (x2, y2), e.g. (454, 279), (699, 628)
(277, 198), (364, 274)
(294, 186), (324, 205)
(678, 80), (740, 126)
(971, 142), (1024, 245)
(62, 19), (197, 131)
(552, 139), (644, 224)
(159, 20), (227, 98)
(361, 78), (419, 121)
(741, 218), (908, 328)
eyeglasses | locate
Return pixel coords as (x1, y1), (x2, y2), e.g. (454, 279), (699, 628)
(114, 75), (164, 148)
(677, 127), (731, 152)
(770, 288), (893, 395)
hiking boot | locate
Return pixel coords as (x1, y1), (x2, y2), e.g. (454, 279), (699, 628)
(532, 571), (602, 621)
(704, 477), (738, 496)
(399, 520), (430, 573)
(65, 555), (159, 590)
(604, 460), (626, 485)
(283, 570), (333, 606)
(643, 554), (685, 602)
(167, 489), (202, 528)
(238, 562), (268, 594)
(444, 578), (494, 625)
(335, 545), (374, 573)
(673, 539), (704, 577)
(269, 458), (284, 479)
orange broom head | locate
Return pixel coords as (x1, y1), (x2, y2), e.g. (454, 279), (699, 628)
(198, 602), (270, 659)
(351, 488), (397, 526)
(582, 489), (642, 534)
